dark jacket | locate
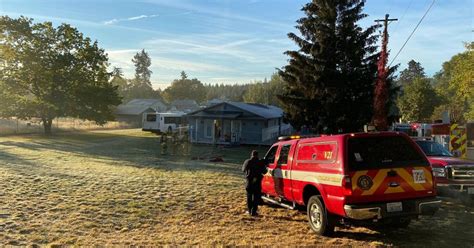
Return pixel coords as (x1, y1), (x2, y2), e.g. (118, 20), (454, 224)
(242, 157), (267, 190)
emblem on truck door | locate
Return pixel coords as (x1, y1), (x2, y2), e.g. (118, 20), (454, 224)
(357, 175), (373, 190)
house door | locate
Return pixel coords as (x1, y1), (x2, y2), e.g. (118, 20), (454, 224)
(231, 120), (241, 143)
(223, 120), (231, 142)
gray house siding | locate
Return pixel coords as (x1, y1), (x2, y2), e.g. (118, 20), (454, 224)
(240, 120), (264, 144)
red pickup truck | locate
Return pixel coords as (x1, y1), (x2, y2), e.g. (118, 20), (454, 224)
(261, 132), (440, 235)
(414, 139), (474, 196)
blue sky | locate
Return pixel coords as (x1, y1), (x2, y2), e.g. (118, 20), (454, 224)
(1, 0), (472, 89)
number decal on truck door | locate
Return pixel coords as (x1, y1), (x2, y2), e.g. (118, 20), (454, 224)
(323, 151), (333, 160)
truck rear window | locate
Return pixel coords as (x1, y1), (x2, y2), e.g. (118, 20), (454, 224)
(348, 136), (428, 170)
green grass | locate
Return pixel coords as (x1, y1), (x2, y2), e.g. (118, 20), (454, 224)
(0, 129), (473, 246)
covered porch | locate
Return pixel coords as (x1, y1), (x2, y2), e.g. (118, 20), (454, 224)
(189, 113), (243, 145)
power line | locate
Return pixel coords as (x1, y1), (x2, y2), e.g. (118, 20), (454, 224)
(392, 0), (414, 34)
(389, 0), (436, 67)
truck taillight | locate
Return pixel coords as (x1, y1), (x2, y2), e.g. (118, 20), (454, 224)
(342, 175), (352, 196)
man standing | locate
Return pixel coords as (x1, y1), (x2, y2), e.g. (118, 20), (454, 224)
(242, 150), (266, 216)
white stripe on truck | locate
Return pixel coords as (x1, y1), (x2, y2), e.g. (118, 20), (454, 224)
(266, 168), (343, 187)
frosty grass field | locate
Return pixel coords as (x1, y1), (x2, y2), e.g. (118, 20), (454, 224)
(0, 129), (473, 246)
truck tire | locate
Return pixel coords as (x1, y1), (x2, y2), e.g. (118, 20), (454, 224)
(307, 195), (335, 236)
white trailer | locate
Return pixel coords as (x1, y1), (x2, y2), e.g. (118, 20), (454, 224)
(142, 111), (187, 133)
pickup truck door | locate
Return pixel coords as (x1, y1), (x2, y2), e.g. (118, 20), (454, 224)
(262, 142), (295, 200)
(262, 145), (278, 197)
(275, 142), (295, 201)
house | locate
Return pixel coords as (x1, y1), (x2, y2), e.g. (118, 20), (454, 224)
(115, 105), (155, 127)
(115, 99), (167, 126)
(126, 99), (167, 112)
(169, 99), (200, 113)
(186, 101), (291, 145)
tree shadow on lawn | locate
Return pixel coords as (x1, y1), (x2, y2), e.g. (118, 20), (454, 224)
(0, 149), (35, 167)
(0, 148), (89, 183)
(0, 130), (267, 176)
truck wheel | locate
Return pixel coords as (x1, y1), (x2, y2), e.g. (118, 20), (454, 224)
(307, 195), (335, 236)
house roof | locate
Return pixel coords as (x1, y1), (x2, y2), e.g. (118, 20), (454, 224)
(206, 98), (226, 106)
(170, 99), (198, 106)
(115, 105), (155, 116)
(191, 112), (242, 119)
(227, 102), (283, 119)
(187, 101), (283, 119)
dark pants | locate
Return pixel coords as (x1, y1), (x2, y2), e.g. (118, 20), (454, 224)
(246, 181), (262, 215)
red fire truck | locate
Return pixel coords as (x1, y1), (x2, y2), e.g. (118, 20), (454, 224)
(414, 138), (474, 196)
(261, 132), (440, 235)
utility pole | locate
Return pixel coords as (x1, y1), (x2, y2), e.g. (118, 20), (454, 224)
(372, 14), (397, 131)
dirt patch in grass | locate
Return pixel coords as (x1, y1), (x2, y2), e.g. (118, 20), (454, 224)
(0, 129), (473, 246)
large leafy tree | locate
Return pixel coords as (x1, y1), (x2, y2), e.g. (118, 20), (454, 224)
(278, 0), (392, 133)
(162, 71), (206, 103)
(432, 42), (473, 123)
(392, 60), (427, 122)
(0, 16), (121, 134)
(397, 77), (440, 122)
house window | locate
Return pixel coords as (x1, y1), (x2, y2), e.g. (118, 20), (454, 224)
(146, 114), (156, 122)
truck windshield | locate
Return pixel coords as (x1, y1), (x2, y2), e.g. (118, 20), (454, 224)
(348, 136), (428, 170)
(415, 140), (452, 157)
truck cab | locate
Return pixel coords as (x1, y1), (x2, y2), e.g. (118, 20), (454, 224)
(414, 139), (474, 195)
(261, 132), (440, 236)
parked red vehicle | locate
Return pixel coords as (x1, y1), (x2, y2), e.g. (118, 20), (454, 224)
(414, 139), (474, 195)
(261, 132), (440, 235)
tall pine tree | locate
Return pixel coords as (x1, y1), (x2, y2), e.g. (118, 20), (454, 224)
(398, 59), (426, 89)
(132, 49), (152, 87)
(279, 0), (395, 133)
(126, 49), (157, 100)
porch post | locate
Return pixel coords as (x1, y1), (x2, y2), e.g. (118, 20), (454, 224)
(278, 118), (281, 136)
(195, 118), (198, 142)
